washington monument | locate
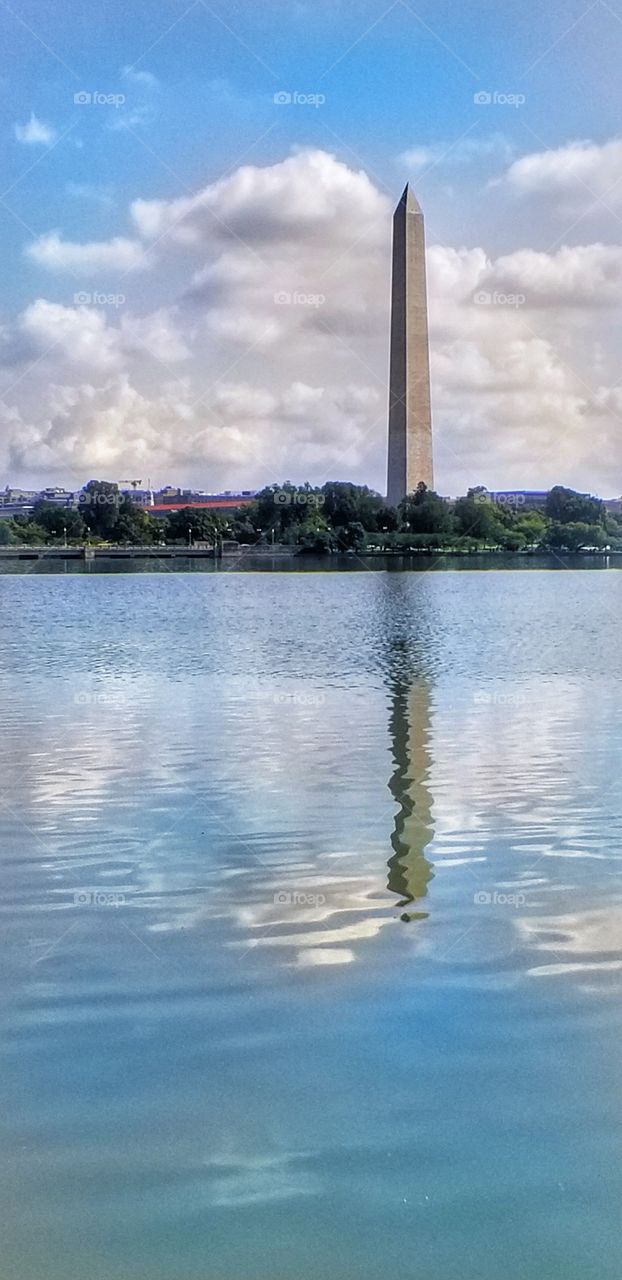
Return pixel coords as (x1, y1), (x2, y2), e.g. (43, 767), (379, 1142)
(386, 185), (434, 506)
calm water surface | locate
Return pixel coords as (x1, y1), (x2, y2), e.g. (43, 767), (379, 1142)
(1, 568), (621, 1280)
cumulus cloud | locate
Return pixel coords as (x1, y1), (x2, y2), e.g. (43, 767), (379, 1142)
(2, 369), (378, 489)
(14, 113), (57, 145)
(5, 377), (184, 476)
(474, 244), (622, 308)
(9, 299), (190, 375)
(120, 307), (191, 363)
(131, 148), (388, 247)
(419, 236), (622, 488)
(19, 299), (124, 371)
(8, 145), (622, 494)
(501, 137), (622, 214)
(25, 231), (149, 275)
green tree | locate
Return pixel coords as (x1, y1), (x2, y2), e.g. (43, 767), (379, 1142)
(545, 486), (604, 526)
(399, 482), (453, 534)
(165, 508), (225, 544)
(374, 505), (399, 533)
(513, 512), (547, 545)
(11, 515), (47, 544)
(245, 484), (325, 540)
(320, 481), (383, 530)
(32, 502), (86, 542)
(297, 525), (334, 554)
(230, 517), (260, 545)
(546, 522), (607, 551)
(148, 518), (168, 546)
(109, 501), (158, 545)
(453, 489), (504, 542)
(79, 481), (122, 538)
(332, 520), (366, 551)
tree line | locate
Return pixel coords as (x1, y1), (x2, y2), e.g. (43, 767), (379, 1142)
(0, 479), (617, 553)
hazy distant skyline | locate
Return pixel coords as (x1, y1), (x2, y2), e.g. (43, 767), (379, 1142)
(2, 0), (622, 495)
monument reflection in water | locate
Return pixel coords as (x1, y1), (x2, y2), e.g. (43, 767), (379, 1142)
(384, 633), (435, 921)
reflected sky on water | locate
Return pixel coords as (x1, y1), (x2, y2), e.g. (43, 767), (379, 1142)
(1, 569), (622, 1280)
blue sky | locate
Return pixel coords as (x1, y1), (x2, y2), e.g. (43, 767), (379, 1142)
(2, 0), (622, 493)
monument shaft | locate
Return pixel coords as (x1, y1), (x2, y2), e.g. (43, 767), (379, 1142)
(387, 185), (433, 506)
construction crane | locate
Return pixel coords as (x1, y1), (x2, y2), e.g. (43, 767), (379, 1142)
(116, 479), (155, 508)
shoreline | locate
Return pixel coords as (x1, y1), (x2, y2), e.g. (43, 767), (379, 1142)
(0, 545), (619, 570)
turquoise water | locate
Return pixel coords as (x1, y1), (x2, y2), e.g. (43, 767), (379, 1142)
(1, 568), (621, 1280)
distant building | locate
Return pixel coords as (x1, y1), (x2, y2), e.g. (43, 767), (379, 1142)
(0, 481), (260, 518)
(148, 493), (256, 515)
(0, 487), (36, 519)
(0, 503), (35, 519)
(150, 487), (258, 507)
(120, 488), (154, 507)
(37, 488), (78, 508)
(0, 487), (37, 503)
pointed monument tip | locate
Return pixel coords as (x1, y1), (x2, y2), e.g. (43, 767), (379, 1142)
(398, 183), (423, 215)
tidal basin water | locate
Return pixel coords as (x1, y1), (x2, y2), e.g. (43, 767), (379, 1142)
(1, 566), (622, 1280)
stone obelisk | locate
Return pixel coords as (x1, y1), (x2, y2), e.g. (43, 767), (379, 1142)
(386, 184), (433, 506)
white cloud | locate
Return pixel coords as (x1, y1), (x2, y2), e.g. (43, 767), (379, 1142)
(111, 65), (159, 131)
(5, 377), (177, 476)
(25, 231), (149, 275)
(414, 236), (622, 488)
(9, 146), (622, 495)
(120, 66), (159, 88)
(14, 113), (57, 145)
(109, 105), (156, 132)
(501, 137), (622, 214)
(2, 367), (378, 489)
(476, 243), (622, 308)
(131, 147), (388, 247)
(19, 300), (124, 371)
(13, 299), (192, 375)
(120, 308), (191, 363)
(400, 133), (513, 171)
